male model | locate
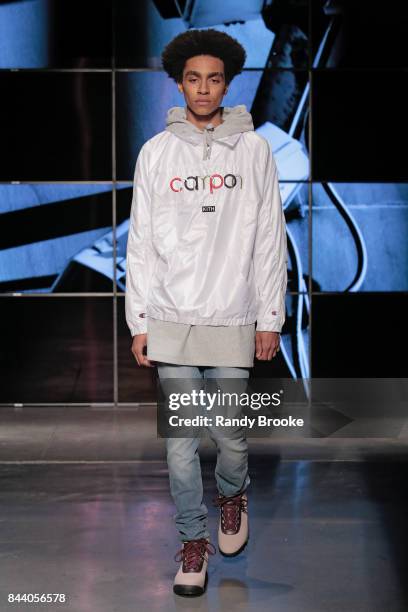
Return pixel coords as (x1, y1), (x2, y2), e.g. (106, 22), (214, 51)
(125, 29), (288, 597)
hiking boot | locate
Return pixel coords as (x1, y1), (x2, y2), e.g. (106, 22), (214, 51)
(213, 491), (249, 557)
(173, 537), (216, 596)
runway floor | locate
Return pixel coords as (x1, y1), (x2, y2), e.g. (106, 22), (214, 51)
(0, 407), (407, 612)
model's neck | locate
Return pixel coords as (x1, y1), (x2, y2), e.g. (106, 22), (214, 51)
(186, 106), (224, 131)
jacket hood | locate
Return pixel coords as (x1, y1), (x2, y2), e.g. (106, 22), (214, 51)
(165, 104), (254, 160)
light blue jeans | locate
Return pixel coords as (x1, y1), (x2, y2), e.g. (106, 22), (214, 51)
(157, 362), (251, 542)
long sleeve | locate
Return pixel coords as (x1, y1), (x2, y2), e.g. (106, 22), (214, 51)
(125, 142), (159, 336)
(253, 141), (288, 333)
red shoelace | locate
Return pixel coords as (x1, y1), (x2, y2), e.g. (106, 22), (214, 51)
(212, 492), (248, 533)
(174, 538), (216, 572)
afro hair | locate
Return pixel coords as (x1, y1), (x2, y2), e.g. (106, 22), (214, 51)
(161, 28), (246, 85)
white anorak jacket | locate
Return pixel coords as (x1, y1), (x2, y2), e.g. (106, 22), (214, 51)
(125, 104), (288, 336)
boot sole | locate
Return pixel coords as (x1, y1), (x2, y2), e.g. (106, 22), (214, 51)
(173, 571), (208, 597)
(218, 536), (249, 558)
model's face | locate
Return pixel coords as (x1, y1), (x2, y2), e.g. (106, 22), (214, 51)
(178, 55), (228, 116)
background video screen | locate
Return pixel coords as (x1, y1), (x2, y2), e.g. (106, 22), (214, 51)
(1, 0), (407, 403)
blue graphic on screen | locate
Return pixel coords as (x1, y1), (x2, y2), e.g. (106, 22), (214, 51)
(312, 183), (408, 292)
(0, 184), (117, 292)
(0, 0), (49, 68)
(1, 0), (407, 384)
(0, 1), (274, 69)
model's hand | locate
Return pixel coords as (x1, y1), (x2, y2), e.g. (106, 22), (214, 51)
(255, 331), (281, 360)
(131, 333), (155, 368)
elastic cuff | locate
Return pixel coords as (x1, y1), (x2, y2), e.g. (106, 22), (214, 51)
(130, 324), (147, 336)
(256, 321), (283, 333)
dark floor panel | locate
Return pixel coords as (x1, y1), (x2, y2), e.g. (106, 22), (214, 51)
(0, 460), (407, 611)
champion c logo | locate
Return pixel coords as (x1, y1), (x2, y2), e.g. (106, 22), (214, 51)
(170, 173), (243, 194)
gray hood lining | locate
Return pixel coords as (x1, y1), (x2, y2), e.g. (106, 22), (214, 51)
(165, 104), (254, 160)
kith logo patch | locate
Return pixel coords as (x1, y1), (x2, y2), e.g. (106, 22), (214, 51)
(202, 205), (215, 212)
